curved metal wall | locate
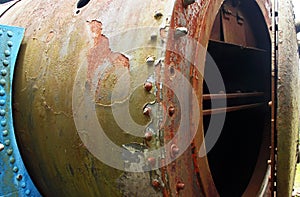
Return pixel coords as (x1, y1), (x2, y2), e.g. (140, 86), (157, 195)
(0, 0), (298, 196)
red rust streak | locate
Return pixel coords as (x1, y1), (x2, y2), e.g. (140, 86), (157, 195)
(87, 20), (130, 102)
(87, 20), (129, 83)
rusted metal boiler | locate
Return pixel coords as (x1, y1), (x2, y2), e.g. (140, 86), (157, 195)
(0, 0), (299, 196)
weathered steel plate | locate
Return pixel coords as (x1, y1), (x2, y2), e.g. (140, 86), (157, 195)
(0, 24), (41, 197)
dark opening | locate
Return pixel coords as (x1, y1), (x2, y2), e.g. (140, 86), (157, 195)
(77, 0), (90, 9)
(203, 0), (271, 196)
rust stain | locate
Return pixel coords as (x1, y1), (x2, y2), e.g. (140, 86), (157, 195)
(87, 20), (130, 102)
(87, 20), (129, 81)
(162, 0), (221, 196)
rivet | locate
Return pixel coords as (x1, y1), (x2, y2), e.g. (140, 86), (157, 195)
(183, 0), (195, 7)
(4, 50), (11, 57)
(21, 182), (26, 188)
(146, 56), (155, 65)
(0, 79), (6, 86)
(152, 179), (160, 188)
(25, 189), (31, 196)
(171, 161), (176, 169)
(1, 120), (7, 127)
(16, 174), (23, 181)
(144, 82), (153, 92)
(0, 100), (5, 106)
(0, 29), (3, 36)
(2, 130), (8, 136)
(147, 157), (156, 167)
(176, 182), (185, 191)
(170, 144), (180, 158)
(13, 166), (19, 173)
(10, 157), (15, 164)
(0, 110), (5, 116)
(271, 71), (275, 77)
(267, 160), (272, 165)
(0, 90), (5, 96)
(7, 31), (13, 37)
(268, 101), (273, 106)
(143, 107), (151, 116)
(175, 27), (188, 38)
(144, 132), (153, 141)
(4, 139), (10, 146)
(168, 106), (175, 116)
(0, 143), (4, 151)
(1, 70), (7, 76)
(3, 60), (9, 66)
(7, 148), (13, 155)
(154, 11), (163, 20)
(7, 41), (13, 47)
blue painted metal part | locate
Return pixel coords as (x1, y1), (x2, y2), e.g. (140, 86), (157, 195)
(0, 25), (41, 197)
(0, 1), (14, 4)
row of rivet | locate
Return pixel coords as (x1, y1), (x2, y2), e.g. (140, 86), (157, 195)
(0, 28), (31, 196)
(140, 7), (167, 191)
(0, 30), (14, 37)
(142, 0), (195, 192)
(170, 0), (194, 193)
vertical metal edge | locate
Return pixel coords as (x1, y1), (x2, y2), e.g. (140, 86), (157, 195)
(0, 24), (41, 197)
(276, 0), (300, 196)
(270, 0), (278, 195)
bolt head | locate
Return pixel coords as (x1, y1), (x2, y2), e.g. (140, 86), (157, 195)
(175, 27), (188, 38)
(25, 189), (31, 195)
(168, 106), (175, 116)
(171, 144), (180, 158)
(152, 179), (160, 188)
(146, 56), (155, 65)
(4, 50), (10, 57)
(0, 143), (4, 151)
(10, 157), (15, 164)
(267, 160), (272, 165)
(143, 107), (151, 116)
(4, 140), (10, 146)
(13, 166), (19, 173)
(3, 60), (9, 66)
(7, 149), (13, 155)
(268, 101), (273, 106)
(144, 82), (153, 92)
(154, 11), (163, 19)
(147, 157), (156, 167)
(1, 70), (7, 76)
(144, 132), (153, 141)
(16, 174), (23, 181)
(2, 130), (8, 136)
(7, 31), (13, 37)
(176, 182), (185, 191)
(7, 41), (13, 47)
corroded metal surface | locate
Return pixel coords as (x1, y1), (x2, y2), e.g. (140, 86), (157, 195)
(276, 0), (300, 196)
(0, 24), (40, 197)
(162, 1), (222, 196)
(0, 0), (177, 196)
(0, 0), (298, 196)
